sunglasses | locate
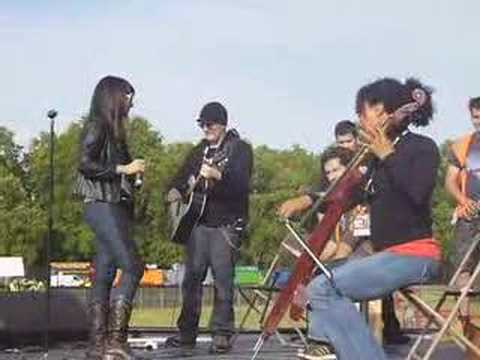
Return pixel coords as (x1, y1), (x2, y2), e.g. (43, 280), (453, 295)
(197, 120), (217, 129)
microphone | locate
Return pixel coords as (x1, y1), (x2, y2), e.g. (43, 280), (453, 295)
(47, 109), (58, 119)
(134, 155), (144, 188)
(134, 173), (143, 188)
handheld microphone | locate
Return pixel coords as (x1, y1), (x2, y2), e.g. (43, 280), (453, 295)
(134, 173), (143, 188)
(133, 155), (145, 188)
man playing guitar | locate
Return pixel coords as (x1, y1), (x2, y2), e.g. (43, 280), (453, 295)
(166, 102), (253, 355)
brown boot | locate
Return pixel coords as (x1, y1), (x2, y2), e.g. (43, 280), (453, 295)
(85, 301), (109, 360)
(103, 298), (138, 360)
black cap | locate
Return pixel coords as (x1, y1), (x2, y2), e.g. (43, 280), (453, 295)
(197, 102), (228, 125)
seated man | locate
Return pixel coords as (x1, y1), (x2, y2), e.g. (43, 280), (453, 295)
(279, 146), (373, 263)
(280, 146), (372, 320)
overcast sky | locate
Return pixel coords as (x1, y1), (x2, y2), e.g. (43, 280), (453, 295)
(1, 1), (478, 151)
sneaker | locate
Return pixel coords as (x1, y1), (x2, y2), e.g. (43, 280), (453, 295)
(165, 334), (196, 356)
(209, 335), (232, 354)
(297, 341), (337, 360)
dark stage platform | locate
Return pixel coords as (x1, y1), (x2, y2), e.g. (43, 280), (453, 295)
(0, 334), (465, 360)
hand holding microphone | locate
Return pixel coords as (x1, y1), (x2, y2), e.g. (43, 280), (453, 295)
(134, 172), (143, 188)
(116, 159), (145, 188)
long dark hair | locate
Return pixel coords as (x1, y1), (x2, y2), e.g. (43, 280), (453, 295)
(86, 75), (135, 144)
(355, 77), (434, 128)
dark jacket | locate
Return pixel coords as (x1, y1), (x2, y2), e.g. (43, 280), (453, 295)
(169, 129), (253, 227)
(73, 122), (133, 203)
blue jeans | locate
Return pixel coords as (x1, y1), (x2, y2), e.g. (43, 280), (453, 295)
(307, 252), (441, 360)
(84, 201), (144, 305)
(178, 224), (241, 339)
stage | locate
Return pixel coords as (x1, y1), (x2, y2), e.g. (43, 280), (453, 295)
(0, 334), (464, 359)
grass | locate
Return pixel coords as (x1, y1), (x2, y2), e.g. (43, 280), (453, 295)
(131, 286), (480, 340)
(131, 304), (304, 330)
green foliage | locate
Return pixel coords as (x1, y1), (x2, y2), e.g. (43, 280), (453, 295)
(432, 140), (455, 261)
(252, 144), (320, 193)
(0, 119), (460, 271)
(0, 126), (24, 177)
(127, 117), (185, 266)
(27, 121), (88, 262)
(0, 127), (46, 267)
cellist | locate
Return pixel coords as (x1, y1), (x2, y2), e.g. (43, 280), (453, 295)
(282, 77), (442, 360)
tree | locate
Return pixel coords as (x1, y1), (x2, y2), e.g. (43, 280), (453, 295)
(126, 117), (186, 266)
(0, 127), (46, 267)
(27, 121), (88, 262)
(0, 126), (24, 177)
(244, 145), (321, 266)
(432, 141), (456, 262)
(0, 120), (461, 272)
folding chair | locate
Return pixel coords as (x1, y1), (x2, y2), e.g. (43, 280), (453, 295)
(398, 235), (480, 360)
(233, 227), (308, 348)
(236, 217), (377, 354)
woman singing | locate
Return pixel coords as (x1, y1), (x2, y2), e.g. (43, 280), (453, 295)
(74, 76), (145, 360)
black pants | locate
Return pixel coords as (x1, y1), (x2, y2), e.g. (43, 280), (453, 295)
(382, 294), (401, 335)
(178, 224), (240, 339)
(84, 201), (144, 305)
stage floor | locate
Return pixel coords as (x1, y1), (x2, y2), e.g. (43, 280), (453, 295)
(0, 334), (464, 359)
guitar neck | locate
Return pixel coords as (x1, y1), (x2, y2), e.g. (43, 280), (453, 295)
(185, 153), (228, 197)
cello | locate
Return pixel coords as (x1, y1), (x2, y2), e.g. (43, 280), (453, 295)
(251, 88), (427, 359)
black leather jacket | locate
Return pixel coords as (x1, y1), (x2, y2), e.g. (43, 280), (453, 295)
(73, 122), (133, 203)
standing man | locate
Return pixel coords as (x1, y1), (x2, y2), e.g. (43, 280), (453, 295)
(445, 96), (480, 328)
(334, 120), (359, 151)
(166, 102), (253, 355)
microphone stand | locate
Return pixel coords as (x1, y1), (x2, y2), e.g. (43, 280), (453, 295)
(44, 109), (58, 357)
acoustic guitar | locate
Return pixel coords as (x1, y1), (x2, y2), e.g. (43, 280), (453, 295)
(169, 149), (229, 244)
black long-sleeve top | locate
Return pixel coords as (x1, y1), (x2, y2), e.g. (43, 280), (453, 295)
(368, 132), (439, 250)
(169, 130), (253, 227)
